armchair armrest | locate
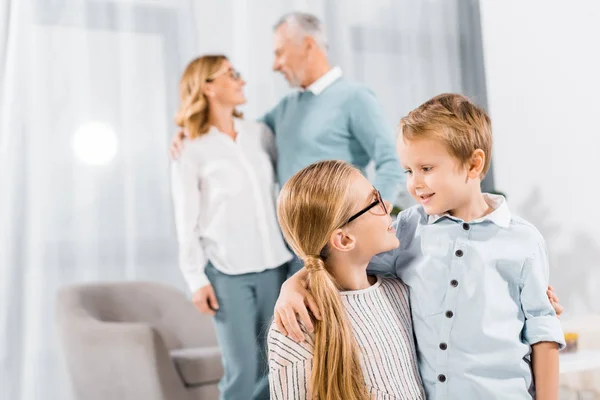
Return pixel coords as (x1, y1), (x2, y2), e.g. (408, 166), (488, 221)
(60, 320), (190, 400)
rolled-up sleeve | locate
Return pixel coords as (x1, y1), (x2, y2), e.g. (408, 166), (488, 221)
(171, 159), (209, 293)
(519, 237), (566, 349)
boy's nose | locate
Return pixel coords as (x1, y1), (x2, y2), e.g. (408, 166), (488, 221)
(413, 176), (425, 189)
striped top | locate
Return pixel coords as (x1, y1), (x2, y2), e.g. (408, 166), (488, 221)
(268, 276), (425, 399)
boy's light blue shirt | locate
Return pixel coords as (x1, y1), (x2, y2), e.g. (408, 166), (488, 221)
(260, 68), (403, 201)
(369, 194), (565, 399)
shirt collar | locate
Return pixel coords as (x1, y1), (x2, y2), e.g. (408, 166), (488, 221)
(427, 193), (512, 228)
(207, 118), (242, 137)
(305, 66), (343, 95)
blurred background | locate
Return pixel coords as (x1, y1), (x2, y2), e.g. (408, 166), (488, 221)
(1, 0), (599, 399)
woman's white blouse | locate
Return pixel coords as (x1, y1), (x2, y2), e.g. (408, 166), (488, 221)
(171, 118), (293, 292)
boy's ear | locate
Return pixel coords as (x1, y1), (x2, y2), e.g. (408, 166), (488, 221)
(467, 149), (486, 179)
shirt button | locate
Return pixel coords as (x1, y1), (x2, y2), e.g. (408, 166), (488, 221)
(450, 279), (459, 287)
(439, 343), (448, 350)
(462, 223), (470, 230)
(445, 311), (454, 318)
(438, 374), (447, 383)
(455, 249), (464, 257)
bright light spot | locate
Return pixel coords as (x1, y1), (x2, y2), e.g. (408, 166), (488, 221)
(72, 122), (118, 165)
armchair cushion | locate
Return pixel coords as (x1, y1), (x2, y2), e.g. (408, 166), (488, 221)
(170, 346), (223, 386)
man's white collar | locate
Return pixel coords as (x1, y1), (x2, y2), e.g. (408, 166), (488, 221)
(305, 66), (343, 95)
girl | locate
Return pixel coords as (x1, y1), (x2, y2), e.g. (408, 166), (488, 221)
(171, 55), (292, 400)
(268, 160), (424, 400)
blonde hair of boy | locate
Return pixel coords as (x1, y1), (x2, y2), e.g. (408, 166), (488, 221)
(277, 160), (369, 400)
(174, 55), (243, 139)
(400, 93), (492, 177)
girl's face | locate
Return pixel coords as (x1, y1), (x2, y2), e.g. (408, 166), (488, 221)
(342, 173), (399, 258)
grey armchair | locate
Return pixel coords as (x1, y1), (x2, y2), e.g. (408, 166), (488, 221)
(56, 281), (223, 400)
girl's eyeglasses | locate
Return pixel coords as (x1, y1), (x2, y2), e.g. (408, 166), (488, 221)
(342, 189), (387, 227)
(320, 189), (388, 258)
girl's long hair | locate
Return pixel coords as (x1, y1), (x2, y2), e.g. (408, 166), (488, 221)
(277, 160), (368, 400)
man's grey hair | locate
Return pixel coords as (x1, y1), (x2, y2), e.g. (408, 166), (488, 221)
(274, 12), (328, 52)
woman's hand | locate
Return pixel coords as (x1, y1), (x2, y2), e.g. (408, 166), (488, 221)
(274, 271), (321, 342)
(192, 284), (220, 316)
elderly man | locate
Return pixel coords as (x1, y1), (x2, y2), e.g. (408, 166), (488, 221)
(261, 12), (403, 201)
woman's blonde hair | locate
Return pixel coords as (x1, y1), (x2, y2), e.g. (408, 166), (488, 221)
(174, 55), (242, 139)
(277, 160), (368, 400)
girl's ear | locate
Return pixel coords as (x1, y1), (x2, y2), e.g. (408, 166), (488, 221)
(329, 229), (356, 253)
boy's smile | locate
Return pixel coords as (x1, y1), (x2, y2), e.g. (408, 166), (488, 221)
(397, 135), (487, 221)
(397, 136), (461, 214)
(416, 192), (435, 205)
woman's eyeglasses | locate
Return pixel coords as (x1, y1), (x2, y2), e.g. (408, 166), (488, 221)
(206, 67), (242, 82)
(343, 189), (387, 226)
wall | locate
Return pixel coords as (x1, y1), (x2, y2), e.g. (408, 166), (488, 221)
(480, 0), (600, 315)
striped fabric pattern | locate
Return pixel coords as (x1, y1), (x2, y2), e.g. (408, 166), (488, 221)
(268, 276), (425, 399)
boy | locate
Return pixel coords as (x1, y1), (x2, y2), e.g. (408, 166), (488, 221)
(275, 94), (564, 399)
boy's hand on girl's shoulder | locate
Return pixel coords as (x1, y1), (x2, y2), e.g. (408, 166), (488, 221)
(274, 273), (322, 343)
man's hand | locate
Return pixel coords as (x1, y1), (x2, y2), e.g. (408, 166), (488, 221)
(274, 272), (321, 342)
(169, 129), (187, 160)
(192, 284), (220, 316)
(547, 285), (564, 317)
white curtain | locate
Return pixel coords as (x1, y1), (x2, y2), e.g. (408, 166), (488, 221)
(0, 0), (480, 398)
